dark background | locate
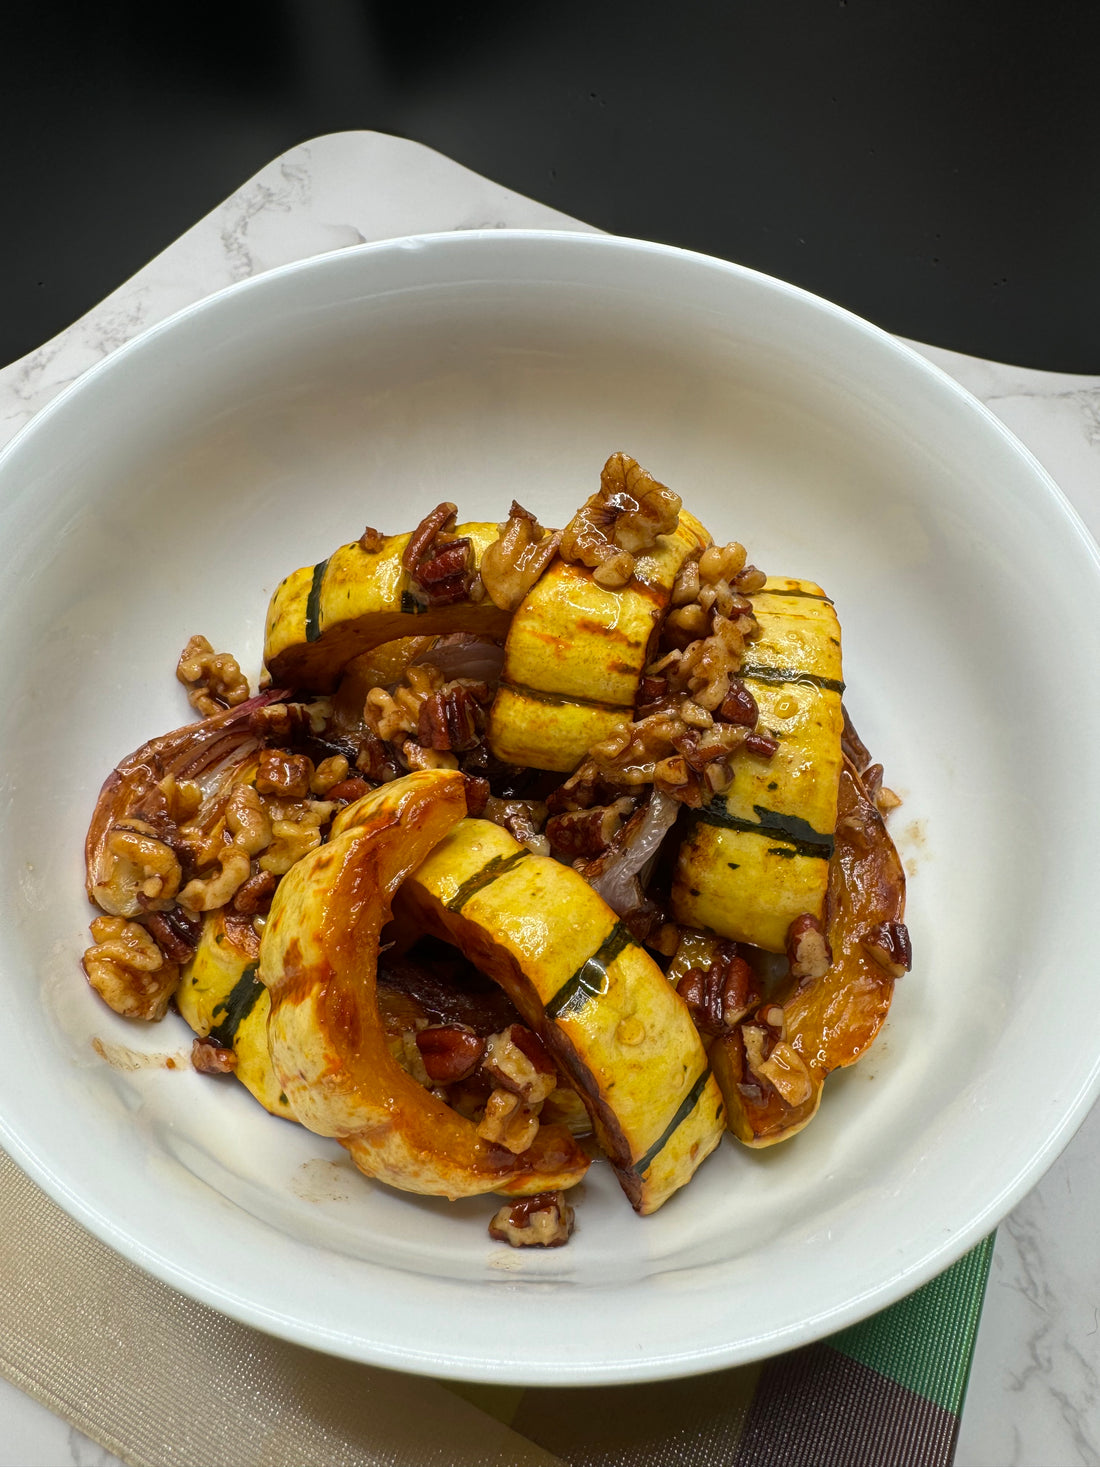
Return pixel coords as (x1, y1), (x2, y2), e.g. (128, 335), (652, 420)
(5, 0), (1098, 371)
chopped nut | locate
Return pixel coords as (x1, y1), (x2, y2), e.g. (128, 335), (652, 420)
(559, 453), (681, 586)
(482, 796), (549, 853)
(401, 741), (460, 772)
(415, 1025), (486, 1084)
(489, 1191), (575, 1248)
(417, 685), (481, 752)
(82, 915), (180, 1021)
(225, 784), (272, 856)
(482, 1025), (558, 1106)
(862, 920), (912, 978)
(786, 913), (832, 980)
(676, 942), (760, 1034)
(105, 820), (182, 907)
(256, 749), (314, 798)
(179, 844), (252, 911)
(402, 501), (458, 572)
(231, 869), (278, 916)
(191, 1036), (237, 1074)
(144, 906), (202, 965)
(176, 634), (250, 717)
(545, 798), (634, 859)
(359, 526), (386, 553)
(258, 819), (321, 876)
(699, 542), (748, 585)
(310, 754), (350, 795)
(719, 679), (759, 727)
(480, 501), (562, 611)
(477, 1088), (540, 1154)
(742, 1026), (814, 1106)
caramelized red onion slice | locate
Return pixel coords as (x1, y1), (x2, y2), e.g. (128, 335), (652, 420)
(413, 634), (505, 686)
(85, 691), (288, 915)
(585, 790), (679, 916)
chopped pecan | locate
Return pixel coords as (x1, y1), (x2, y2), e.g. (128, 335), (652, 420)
(482, 796), (549, 854)
(191, 1036), (237, 1074)
(325, 776), (374, 804)
(359, 526), (386, 553)
(676, 942), (760, 1035)
(743, 731), (779, 760)
(489, 1191), (575, 1248)
(463, 774), (491, 816)
(415, 536), (473, 592)
(415, 1024), (486, 1085)
(545, 799), (634, 859)
(862, 920), (912, 978)
(719, 679), (759, 727)
(145, 906), (202, 965)
(417, 685), (481, 752)
(786, 913), (832, 980)
(231, 869), (278, 916)
(402, 501), (458, 572)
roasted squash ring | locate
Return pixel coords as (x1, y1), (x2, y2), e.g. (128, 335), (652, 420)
(259, 770), (590, 1199)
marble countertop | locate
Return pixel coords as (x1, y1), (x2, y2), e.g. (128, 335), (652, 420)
(2, 130), (1098, 1467)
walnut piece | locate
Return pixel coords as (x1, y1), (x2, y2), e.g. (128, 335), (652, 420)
(482, 1026), (558, 1106)
(176, 634), (250, 718)
(742, 1024), (815, 1107)
(104, 819), (182, 910)
(559, 453), (681, 588)
(480, 501), (562, 611)
(488, 1191), (575, 1248)
(786, 913), (833, 980)
(82, 915), (180, 1021)
(477, 1088), (540, 1154)
(255, 749), (313, 798)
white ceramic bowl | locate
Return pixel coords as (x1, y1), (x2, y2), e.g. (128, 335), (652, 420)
(1, 231), (1098, 1385)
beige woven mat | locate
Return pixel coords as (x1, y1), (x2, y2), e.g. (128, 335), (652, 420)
(0, 1148), (562, 1467)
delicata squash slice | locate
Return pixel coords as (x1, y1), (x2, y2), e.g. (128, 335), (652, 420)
(710, 758), (908, 1146)
(672, 577), (844, 951)
(260, 769), (590, 1198)
(390, 816), (726, 1214)
(265, 519), (511, 692)
(488, 507), (711, 773)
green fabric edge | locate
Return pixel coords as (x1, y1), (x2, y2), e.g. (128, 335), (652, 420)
(827, 1232), (996, 1414)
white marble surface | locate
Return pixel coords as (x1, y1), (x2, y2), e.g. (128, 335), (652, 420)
(1, 130), (1097, 1467)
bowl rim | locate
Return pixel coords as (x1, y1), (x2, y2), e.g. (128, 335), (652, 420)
(2, 227), (1099, 1384)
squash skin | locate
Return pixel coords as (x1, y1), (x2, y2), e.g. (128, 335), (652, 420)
(264, 524), (511, 693)
(393, 816), (726, 1214)
(176, 910), (287, 1116)
(260, 770), (590, 1200)
(711, 759), (905, 1146)
(487, 510), (711, 772)
(671, 577), (844, 951)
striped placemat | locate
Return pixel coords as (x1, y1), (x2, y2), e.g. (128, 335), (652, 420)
(450, 1236), (995, 1466)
